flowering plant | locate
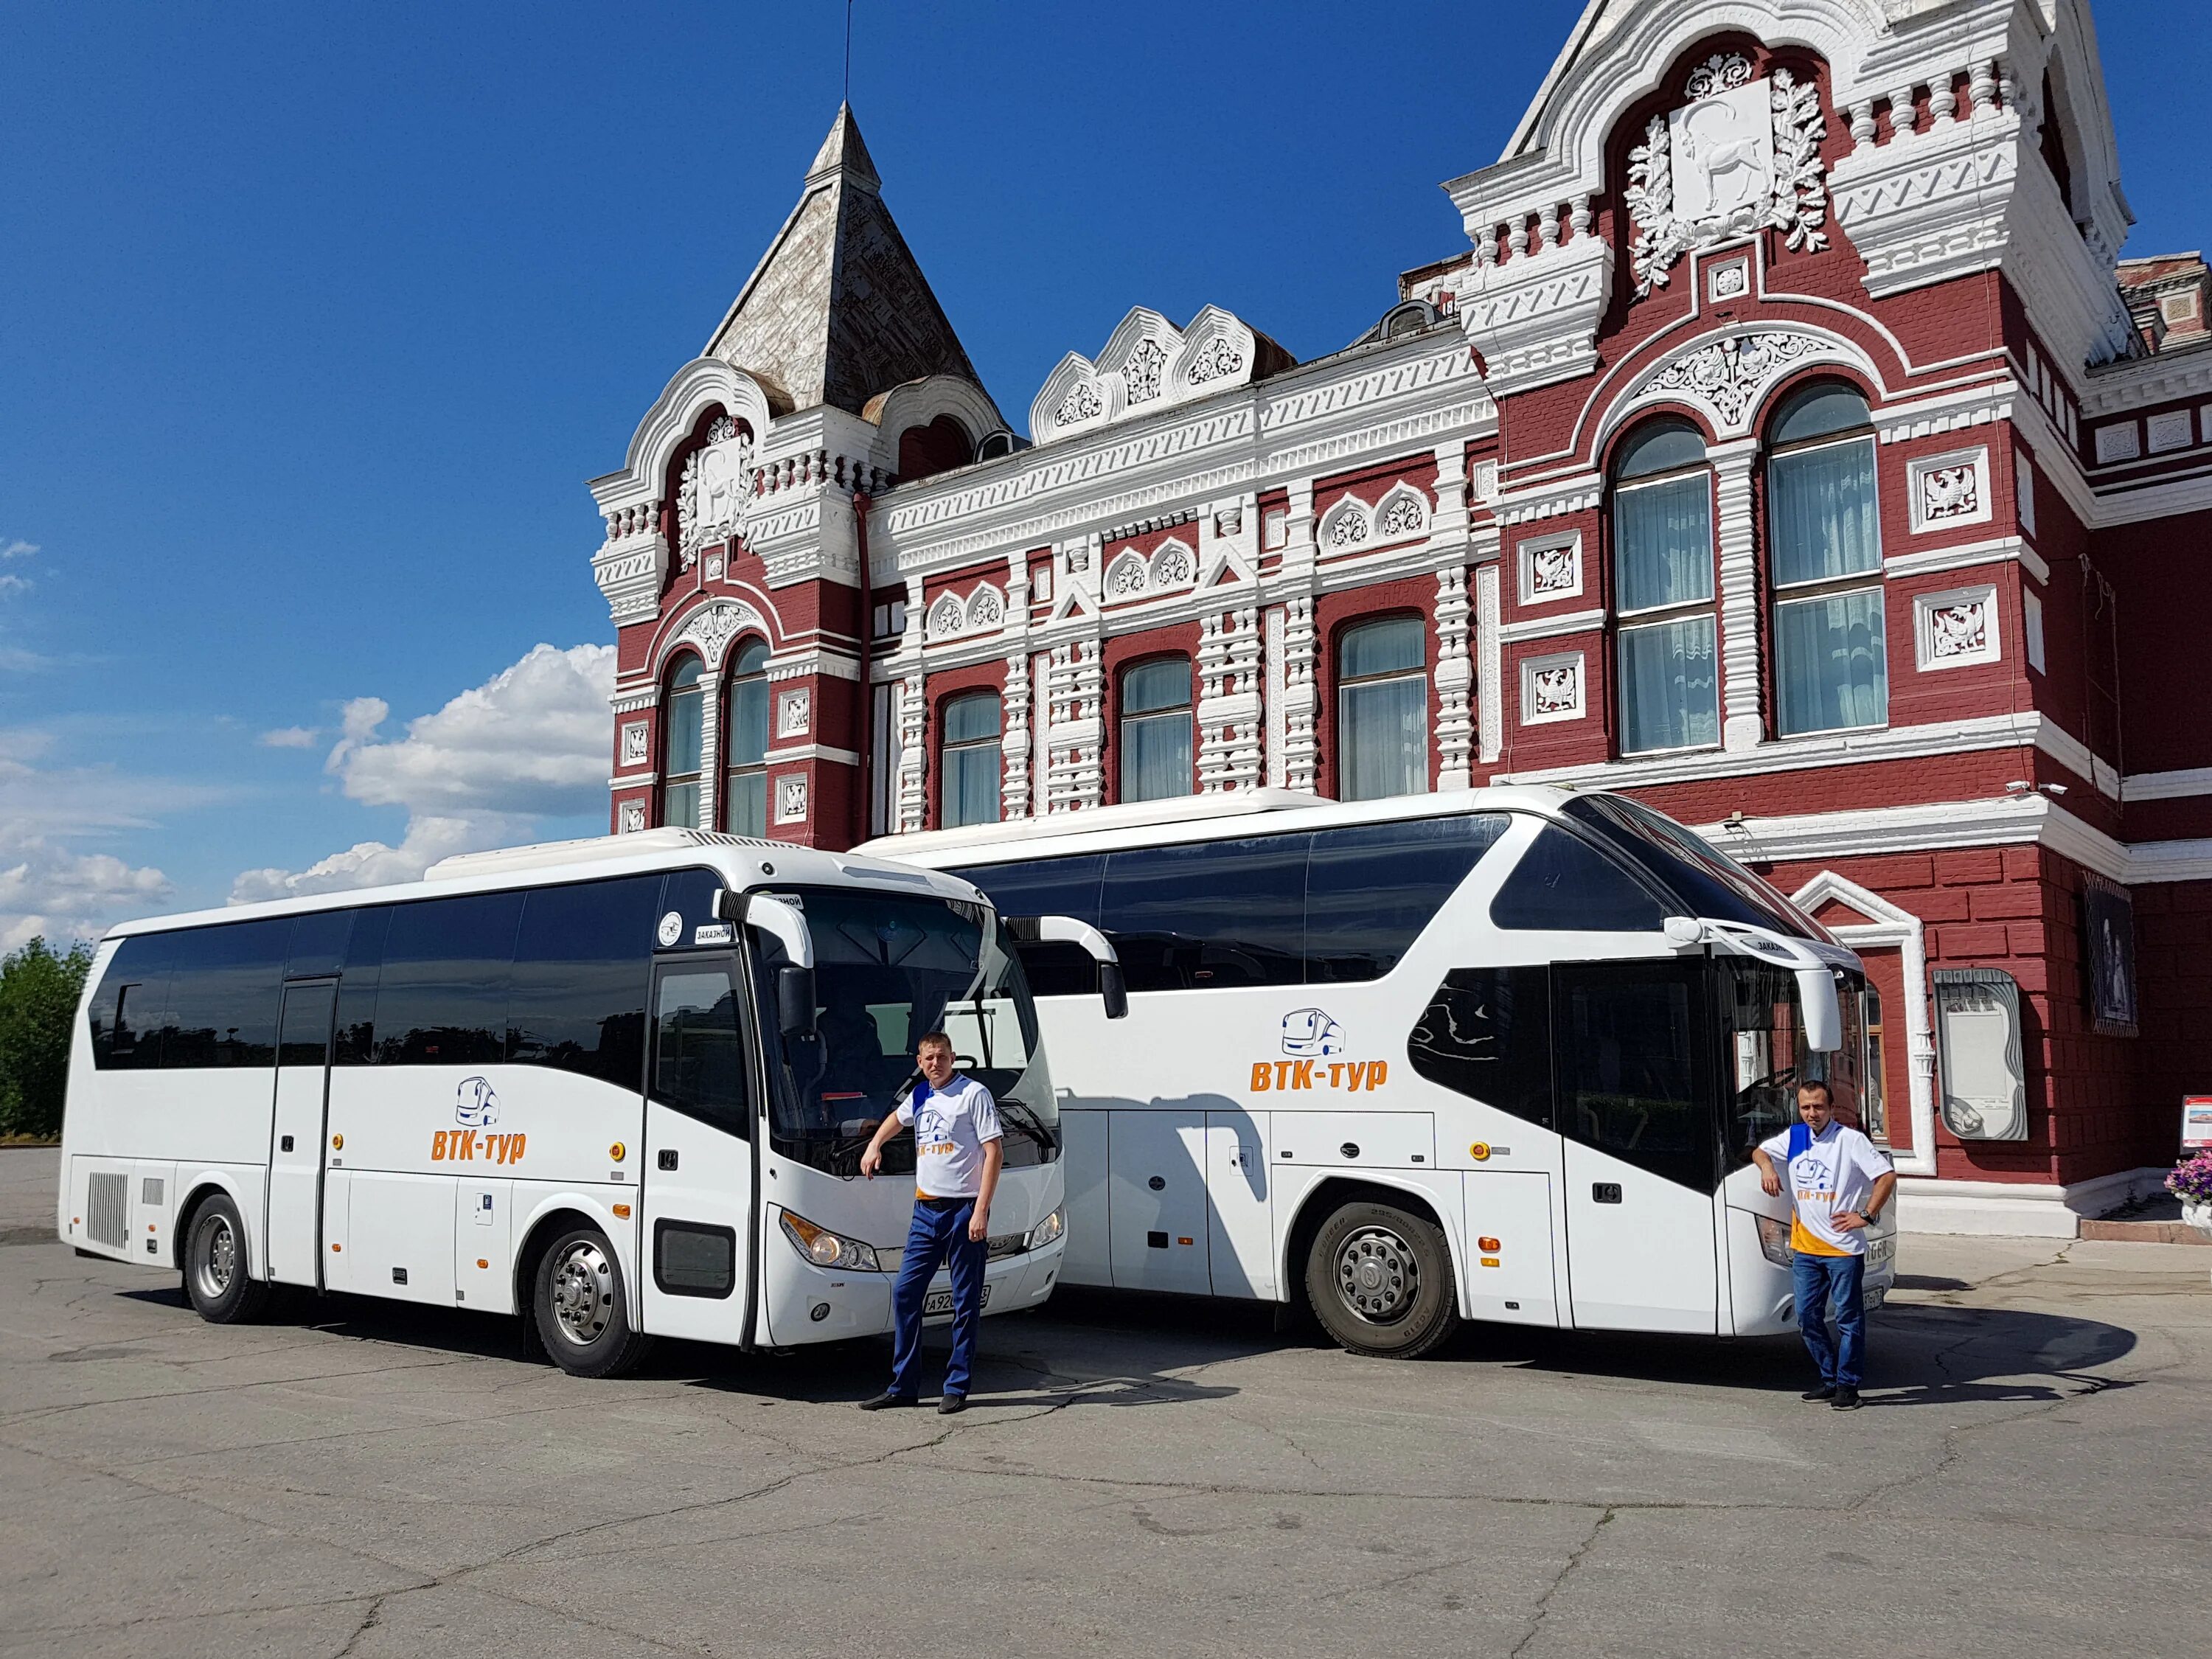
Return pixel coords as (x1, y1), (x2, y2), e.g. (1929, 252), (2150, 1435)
(2166, 1151), (2212, 1207)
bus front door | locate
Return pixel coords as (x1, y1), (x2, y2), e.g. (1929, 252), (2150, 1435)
(1553, 961), (1719, 1334)
(639, 956), (757, 1344)
(265, 978), (338, 1289)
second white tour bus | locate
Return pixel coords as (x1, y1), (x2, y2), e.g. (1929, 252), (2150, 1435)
(58, 831), (1119, 1376)
(866, 785), (1896, 1358)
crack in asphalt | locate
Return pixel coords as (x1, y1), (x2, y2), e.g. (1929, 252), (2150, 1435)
(1507, 1504), (1615, 1658)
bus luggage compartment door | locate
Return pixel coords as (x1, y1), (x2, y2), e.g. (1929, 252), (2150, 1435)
(1205, 1110), (1273, 1299)
(1058, 1110), (1110, 1288)
(1461, 1172), (1557, 1326)
(1107, 1110), (1210, 1295)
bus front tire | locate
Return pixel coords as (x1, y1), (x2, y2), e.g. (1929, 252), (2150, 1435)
(183, 1194), (270, 1324)
(1304, 1200), (1458, 1360)
(532, 1226), (653, 1379)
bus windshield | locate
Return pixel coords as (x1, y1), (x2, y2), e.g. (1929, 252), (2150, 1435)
(1565, 794), (1830, 942)
(758, 888), (1055, 1177)
(1722, 960), (1872, 1169)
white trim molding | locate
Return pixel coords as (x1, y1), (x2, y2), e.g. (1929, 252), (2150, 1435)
(2122, 766), (2212, 803)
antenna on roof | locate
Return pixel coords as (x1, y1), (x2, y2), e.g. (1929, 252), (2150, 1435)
(843, 0), (854, 105)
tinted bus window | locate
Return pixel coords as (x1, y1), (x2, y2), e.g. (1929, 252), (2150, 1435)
(88, 933), (176, 1071)
(333, 906), (390, 1066)
(1489, 826), (1666, 933)
(1408, 965), (1554, 1128)
(1564, 794), (1823, 940)
(1556, 961), (1715, 1192)
(1101, 836), (1309, 992)
(1305, 815), (1508, 982)
(370, 892), (521, 1065)
(958, 855), (1105, 996)
(658, 866), (728, 950)
(508, 876), (658, 1087)
(285, 909), (355, 978)
(161, 920), (288, 1068)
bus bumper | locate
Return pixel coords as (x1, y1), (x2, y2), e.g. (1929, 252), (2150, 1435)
(760, 1234), (1065, 1347)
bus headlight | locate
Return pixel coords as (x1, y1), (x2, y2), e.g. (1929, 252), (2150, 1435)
(1753, 1214), (1792, 1267)
(780, 1211), (882, 1273)
(1026, 1207), (1065, 1251)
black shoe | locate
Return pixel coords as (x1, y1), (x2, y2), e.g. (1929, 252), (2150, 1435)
(1831, 1388), (1863, 1411)
(937, 1394), (968, 1415)
(1801, 1385), (1837, 1402)
(858, 1390), (917, 1411)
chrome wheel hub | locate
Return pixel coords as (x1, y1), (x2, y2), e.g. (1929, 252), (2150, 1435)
(195, 1214), (235, 1301)
(1335, 1226), (1417, 1324)
(550, 1240), (613, 1346)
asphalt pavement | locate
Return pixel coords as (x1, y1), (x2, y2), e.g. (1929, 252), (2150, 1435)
(2, 1145), (2206, 1658)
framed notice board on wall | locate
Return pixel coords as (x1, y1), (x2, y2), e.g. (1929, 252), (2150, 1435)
(2080, 874), (2140, 1038)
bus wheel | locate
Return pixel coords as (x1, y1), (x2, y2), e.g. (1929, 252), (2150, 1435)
(184, 1194), (270, 1324)
(533, 1226), (653, 1379)
(1304, 1201), (1457, 1360)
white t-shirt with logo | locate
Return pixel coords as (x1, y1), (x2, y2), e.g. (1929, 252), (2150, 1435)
(897, 1074), (1003, 1200)
(1758, 1120), (1891, 1257)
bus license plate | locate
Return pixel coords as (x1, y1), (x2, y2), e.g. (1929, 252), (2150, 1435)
(925, 1284), (992, 1316)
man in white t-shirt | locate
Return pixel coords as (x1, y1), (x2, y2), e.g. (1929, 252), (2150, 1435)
(856, 1031), (1004, 1414)
(1753, 1079), (1895, 1410)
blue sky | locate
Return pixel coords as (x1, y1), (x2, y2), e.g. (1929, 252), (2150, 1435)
(3, 1), (2206, 946)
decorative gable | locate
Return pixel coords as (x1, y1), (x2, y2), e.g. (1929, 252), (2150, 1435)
(1029, 305), (1277, 443)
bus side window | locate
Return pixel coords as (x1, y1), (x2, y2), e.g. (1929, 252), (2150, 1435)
(89, 934), (175, 1071)
(1100, 837), (1308, 992)
(1306, 814), (1509, 982)
(161, 919), (288, 1069)
(1489, 827), (1665, 933)
(371, 892), (521, 1066)
(333, 906), (391, 1065)
(1554, 961), (1716, 1192)
(507, 875), (658, 1088)
(1408, 966), (1554, 1128)
(961, 855), (1105, 997)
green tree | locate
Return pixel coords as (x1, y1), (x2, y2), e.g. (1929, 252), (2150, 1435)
(0, 936), (94, 1140)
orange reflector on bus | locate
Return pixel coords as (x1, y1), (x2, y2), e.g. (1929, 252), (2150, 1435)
(331, 1134), (344, 1150)
(1178, 1237), (1194, 1246)
(1470, 1142), (1491, 1161)
(476, 1259), (489, 1270)
(1478, 1237), (1501, 1252)
(613, 1203), (632, 1220)
(331, 1243), (341, 1252)
(1481, 1257), (1502, 1268)
(610, 1142), (626, 1163)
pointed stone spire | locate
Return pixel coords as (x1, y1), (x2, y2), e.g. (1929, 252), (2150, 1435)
(703, 105), (986, 419)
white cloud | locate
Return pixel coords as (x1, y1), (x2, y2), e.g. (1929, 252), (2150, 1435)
(229, 643), (615, 902)
(1, 540), (35, 560)
(258, 725), (321, 748)
(0, 574), (29, 598)
(0, 734), (188, 950)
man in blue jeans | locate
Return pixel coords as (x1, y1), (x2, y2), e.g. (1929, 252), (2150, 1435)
(1753, 1080), (1896, 1410)
(855, 1031), (1003, 1415)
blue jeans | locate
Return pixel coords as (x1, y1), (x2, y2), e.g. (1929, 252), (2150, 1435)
(1792, 1250), (1866, 1389)
(888, 1198), (987, 1399)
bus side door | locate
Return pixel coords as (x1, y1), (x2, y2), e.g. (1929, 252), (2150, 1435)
(639, 956), (756, 1343)
(1553, 960), (1719, 1334)
(265, 979), (338, 1288)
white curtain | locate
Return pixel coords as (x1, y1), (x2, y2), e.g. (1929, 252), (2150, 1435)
(1615, 475), (1714, 612)
(1618, 616), (1719, 753)
(1770, 438), (1879, 586)
(1121, 712), (1193, 803)
(1338, 675), (1427, 801)
(1776, 590), (1886, 735)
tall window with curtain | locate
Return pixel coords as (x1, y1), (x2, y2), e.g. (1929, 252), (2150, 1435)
(1336, 616), (1428, 801)
(722, 638), (771, 837)
(1766, 382), (1886, 737)
(1119, 657), (1193, 803)
(940, 691), (1003, 828)
(661, 657), (706, 829)
(1612, 419), (1719, 754)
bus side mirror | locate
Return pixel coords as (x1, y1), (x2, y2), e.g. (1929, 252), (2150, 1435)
(1008, 914), (1128, 1020)
(1798, 966), (1843, 1052)
(777, 965), (818, 1038)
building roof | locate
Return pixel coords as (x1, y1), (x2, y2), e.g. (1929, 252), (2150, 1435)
(701, 104), (985, 418)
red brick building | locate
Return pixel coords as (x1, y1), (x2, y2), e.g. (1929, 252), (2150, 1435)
(585, 0), (2209, 1236)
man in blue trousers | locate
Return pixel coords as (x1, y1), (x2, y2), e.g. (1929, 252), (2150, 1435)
(857, 1030), (1003, 1414)
(1753, 1079), (1896, 1411)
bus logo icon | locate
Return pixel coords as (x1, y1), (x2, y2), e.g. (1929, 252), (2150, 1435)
(1281, 1008), (1343, 1058)
(456, 1077), (499, 1127)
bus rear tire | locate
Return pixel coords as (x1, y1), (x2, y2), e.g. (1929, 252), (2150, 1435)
(533, 1226), (653, 1379)
(183, 1194), (270, 1324)
(1304, 1200), (1457, 1360)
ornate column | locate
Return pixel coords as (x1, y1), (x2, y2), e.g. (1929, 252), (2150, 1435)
(1475, 563), (1503, 765)
(1197, 606), (1262, 793)
(1433, 568), (1472, 789)
(895, 672), (928, 834)
(1043, 639), (1104, 813)
(1001, 652), (1031, 821)
(1711, 437), (1764, 753)
(1277, 477), (1321, 793)
(696, 669), (723, 830)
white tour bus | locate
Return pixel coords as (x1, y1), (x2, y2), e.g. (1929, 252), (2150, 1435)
(866, 785), (1896, 1358)
(57, 830), (1120, 1377)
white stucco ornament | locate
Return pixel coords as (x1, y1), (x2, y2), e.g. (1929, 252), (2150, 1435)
(1625, 53), (1829, 299)
(676, 414), (754, 563)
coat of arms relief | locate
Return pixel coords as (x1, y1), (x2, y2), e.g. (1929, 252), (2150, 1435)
(676, 414), (755, 568)
(1625, 53), (1829, 299)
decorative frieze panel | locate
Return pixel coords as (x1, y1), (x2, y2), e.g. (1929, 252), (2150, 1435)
(677, 420), (756, 563)
(1101, 538), (1198, 604)
(1519, 650), (1585, 725)
(925, 582), (1008, 641)
(776, 774), (809, 826)
(1517, 530), (1582, 605)
(667, 598), (770, 672)
(620, 720), (650, 768)
(1914, 585), (2000, 670)
(1030, 305), (1265, 445)
(1907, 445), (1991, 532)
(619, 800), (647, 834)
(1629, 331), (1821, 434)
(776, 688), (811, 740)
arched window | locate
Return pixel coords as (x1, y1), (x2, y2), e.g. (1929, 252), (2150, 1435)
(1337, 616), (1428, 801)
(722, 639), (771, 837)
(1612, 417), (1719, 754)
(1119, 657), (1193, 803)
(941, 691), (1002, 828)
(1767, 383), (1886, 736)
(661, 657), (706, 830)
